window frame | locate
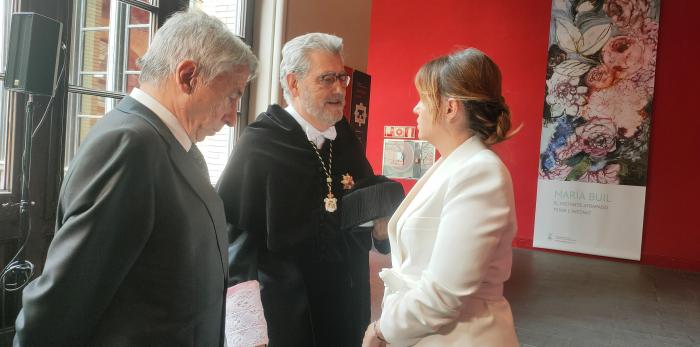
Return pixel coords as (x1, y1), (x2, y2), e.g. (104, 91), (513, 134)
(236, 0), (255, 139)
(63, 0), (255, 172)
(64, 0), (159, 164)
(0, 1), (15, 195)
(191, 0), (255, 184)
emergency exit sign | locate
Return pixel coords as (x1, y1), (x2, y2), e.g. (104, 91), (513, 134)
(384, 126), (416, 139)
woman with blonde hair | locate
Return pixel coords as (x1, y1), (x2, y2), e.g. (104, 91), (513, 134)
(363, 48), (519, 346)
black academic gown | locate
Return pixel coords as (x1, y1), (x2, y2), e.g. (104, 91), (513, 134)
(217, 105), (376, 347)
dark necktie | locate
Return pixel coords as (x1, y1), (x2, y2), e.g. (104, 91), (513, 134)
(188, 144), (209, 179)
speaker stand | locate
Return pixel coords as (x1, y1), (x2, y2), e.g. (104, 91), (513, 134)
(1, 94), (36, 292)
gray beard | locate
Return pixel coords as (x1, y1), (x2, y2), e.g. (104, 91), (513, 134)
(300, 93), (344, 128)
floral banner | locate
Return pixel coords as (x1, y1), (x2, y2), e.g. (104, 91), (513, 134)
(534, 0), (660, 260)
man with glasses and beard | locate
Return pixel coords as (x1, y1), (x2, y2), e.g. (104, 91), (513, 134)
(217, 33), (396, 346)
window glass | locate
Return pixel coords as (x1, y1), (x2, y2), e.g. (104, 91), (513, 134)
(84, 0), (110, 28)
(0, 2), (10, 190)
(80, 74), (107, 90)
(78, 114), (102, 145)
(66, 0), (252, 185)
(198, 0), (246, 37)
(129, 6), (149, 25)
(0, 77), (5, 191)
(78, 94), (106, 116)
(124, 73), (139, 94)
(80, 30), (109, 72)
(126, 27), (148, 71)
(194, 0), (248, 184)
(66, 0), (156, 164)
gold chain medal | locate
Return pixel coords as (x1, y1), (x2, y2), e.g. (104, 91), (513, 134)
(309, 141), (337, 212)
(324, 193), (337, 212)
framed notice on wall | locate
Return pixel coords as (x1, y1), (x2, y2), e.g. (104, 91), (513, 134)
(382, 139), (435, 180)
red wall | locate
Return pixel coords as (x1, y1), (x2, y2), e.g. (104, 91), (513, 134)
(366, 0), (700, 271)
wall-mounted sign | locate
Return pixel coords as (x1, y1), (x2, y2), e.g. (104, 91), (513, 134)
(382, 139), (435, 180)
(343, 68), (371, 152)
(384, 125), (416, 139)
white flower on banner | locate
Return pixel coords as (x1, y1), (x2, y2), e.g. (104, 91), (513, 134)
(546, 67), (589, 118)
(555, 18), (613, 56)
(576, 1), (596, 13)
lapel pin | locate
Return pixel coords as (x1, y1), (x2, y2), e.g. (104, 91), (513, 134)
(341, 173), (355, 190)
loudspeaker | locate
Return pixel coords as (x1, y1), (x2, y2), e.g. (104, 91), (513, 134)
(4, 12), (62, 96)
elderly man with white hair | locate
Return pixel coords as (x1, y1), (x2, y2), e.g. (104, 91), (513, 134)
(14, 9), (257, 347)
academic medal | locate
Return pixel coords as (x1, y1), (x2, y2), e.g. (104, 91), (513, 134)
(324, 193), (338, 212)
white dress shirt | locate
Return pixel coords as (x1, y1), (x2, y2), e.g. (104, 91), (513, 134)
(285, 105), (336, 148)
(130, 88), (192, 151)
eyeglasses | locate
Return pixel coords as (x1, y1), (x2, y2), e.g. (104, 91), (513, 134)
(316, 72), (351, 88)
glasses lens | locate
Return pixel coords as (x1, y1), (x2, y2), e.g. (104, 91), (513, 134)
(318, 73), (351, 87)
(339, 74), (350, 86)
(321, 75), (335, 86)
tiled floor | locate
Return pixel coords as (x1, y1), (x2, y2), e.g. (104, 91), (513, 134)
(369, 248), (700, 347)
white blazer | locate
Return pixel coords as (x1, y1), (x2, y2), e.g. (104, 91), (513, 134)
(379, 137), (518, 347)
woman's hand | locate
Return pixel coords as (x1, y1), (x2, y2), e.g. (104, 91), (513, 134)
(372, 217), (389, 240)
(362, 321), (387, 347)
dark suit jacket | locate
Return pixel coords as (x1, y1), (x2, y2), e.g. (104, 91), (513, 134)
(14, 97), (229, 347)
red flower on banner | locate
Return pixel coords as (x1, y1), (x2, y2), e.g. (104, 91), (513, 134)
(576, 117), (618, 158)
(586, 65), (615, 90)
(602, 36), (646, 79)
(604, 0), (650, 32)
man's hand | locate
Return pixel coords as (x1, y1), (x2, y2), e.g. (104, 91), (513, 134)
(372, 217), (389, 240)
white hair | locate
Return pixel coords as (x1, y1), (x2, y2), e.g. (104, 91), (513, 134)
(279, 32), (343, 103)
(138, 8), (258, 86)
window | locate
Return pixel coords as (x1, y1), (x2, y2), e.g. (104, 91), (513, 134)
(65, 0), (157, 165)
(0, 2), (11, 191)
(191, 0), (252, 184)
(64, 0), (253, 184)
